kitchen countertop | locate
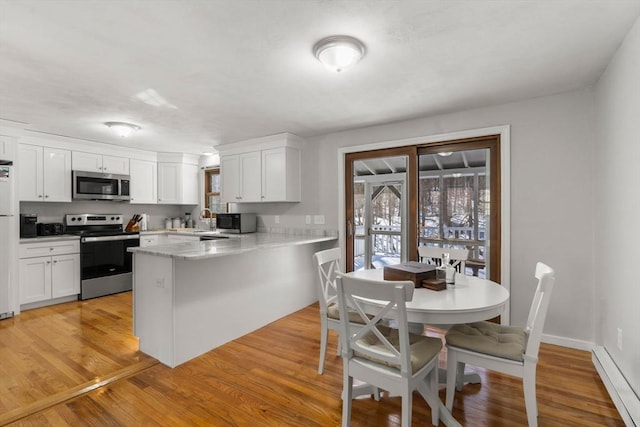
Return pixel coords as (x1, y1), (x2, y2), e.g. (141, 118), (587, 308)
(140, 228), (239, 238)
(128, 232), (337, 260)
(20, 234), (80, 243)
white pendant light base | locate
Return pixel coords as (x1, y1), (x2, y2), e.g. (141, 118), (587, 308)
(313, 35), (366, 72)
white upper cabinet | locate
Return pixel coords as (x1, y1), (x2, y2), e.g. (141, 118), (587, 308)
(18, 144), (71, 202)
(0, 136), (17, 160)
(219, 135), (301, 203)
(72, 151), (130, 175)
(261, 147), (300, 202)
(221, 151), (261, 203)
(129, 159), (157, 204)
(157, 153), (199, 205)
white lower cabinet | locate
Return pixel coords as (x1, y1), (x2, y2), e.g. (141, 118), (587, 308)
(19, 240), (80, 305)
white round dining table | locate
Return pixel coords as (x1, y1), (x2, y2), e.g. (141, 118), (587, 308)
(346, 268), (509, 326)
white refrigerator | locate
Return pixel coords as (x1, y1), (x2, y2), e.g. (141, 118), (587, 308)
(0, 160), (15, 319)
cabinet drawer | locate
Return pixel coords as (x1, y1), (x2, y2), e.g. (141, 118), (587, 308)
(20, 240), (80, 258)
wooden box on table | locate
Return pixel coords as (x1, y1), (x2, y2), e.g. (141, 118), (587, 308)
(383, 262), (443, 289)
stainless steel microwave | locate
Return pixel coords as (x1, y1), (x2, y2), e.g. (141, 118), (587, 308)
(72, 170), (131, 201)
(216, 213), (257, 233)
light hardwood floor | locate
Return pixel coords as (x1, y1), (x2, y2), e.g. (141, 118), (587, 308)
(0, 292), (624, 426)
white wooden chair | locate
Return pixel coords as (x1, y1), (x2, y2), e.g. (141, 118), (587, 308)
(418, 246), (469, 274)
(313, 248), (367, 374)
(444, 262), (556, 427)
(335, 272), (443, 427)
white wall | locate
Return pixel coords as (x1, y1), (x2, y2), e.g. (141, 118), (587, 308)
(303, 89), (596, 347)
(594, 15), (640, 397)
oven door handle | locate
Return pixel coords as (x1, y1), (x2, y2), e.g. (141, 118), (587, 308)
(81, 234), (140, 243)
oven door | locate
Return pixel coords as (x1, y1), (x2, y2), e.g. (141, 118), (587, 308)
(79, 234), (140, 299)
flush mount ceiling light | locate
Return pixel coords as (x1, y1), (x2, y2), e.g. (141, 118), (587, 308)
(104, 121), (141, 138)
(313, 35), (366, 72)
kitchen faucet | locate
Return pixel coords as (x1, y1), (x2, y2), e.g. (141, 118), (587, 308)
(200, 208), (215, 231)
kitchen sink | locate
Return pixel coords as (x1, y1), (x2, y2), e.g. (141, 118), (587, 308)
(199, 235), (228, 241)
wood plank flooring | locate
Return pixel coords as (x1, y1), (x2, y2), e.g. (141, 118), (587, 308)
(0, 292), (624, 426)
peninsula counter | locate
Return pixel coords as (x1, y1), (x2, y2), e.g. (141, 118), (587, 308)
(128, 233), (337, 367)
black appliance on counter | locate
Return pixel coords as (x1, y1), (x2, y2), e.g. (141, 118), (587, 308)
(64, 214), (139, 300)
(37, 222), (65, 236)
(20, 214), (37, 238)
(216, 213), (257, 233)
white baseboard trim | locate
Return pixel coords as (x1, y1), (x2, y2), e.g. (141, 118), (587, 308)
(592, 346), (639, 426)
(542, 333), (594, 351)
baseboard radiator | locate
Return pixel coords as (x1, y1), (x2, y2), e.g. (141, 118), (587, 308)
(592, 346), (640, 426)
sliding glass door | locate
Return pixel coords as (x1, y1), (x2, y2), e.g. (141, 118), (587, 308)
(345, 147), (417, 271)
(345, 135), (500, 283)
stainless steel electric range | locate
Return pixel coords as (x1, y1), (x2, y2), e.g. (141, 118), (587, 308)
(64, 214), (140, 300)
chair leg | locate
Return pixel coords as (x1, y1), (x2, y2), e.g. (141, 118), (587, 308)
(446, 349), (458, 411)
(523, 365), (538, 427)
(342, 372), (353, 427)
(401, 385), (413, 427)
(318, 319), (328, 374)
(417, 364), (440, 426)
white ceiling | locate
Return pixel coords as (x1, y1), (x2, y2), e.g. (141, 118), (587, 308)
(1, 0), (639, 155)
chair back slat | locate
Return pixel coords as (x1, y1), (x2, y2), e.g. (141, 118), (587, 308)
(524, 262), (556, 359)
(313, 248), (341, 313)
(336, 273), (415, 375)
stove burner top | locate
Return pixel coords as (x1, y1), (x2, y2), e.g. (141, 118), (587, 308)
(64, 213), (138, 237)
(67, 229), (139, 237)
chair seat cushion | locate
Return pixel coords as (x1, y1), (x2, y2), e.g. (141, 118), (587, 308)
(327, 303), (368, 324)
(445, 321), (526, 361)
(354, 325), (442, 372)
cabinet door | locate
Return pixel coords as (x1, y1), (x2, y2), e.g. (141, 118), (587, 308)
(18, 144), (44, 201)
(72, 151), (103, 172)
(43, 147), (72, 202)
(262, 148), (286, 202)
(157, 163), (181, 204)
(262, 147), (301, 202)
(130, 159), (157, 204)
(0, 136), (16, 161)
(20, 256), (51, 304)
(239, 151), (261, 202)
(103, 155), (130, 175)
(182, 163), (199, 205)
(220, 155), (239, 204)
(51, 254), (80, 298)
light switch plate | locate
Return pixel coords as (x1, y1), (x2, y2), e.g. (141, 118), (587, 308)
(305, 215), (311, 225)
(274, 215), (280, 224)
(313, 215), (325, 225)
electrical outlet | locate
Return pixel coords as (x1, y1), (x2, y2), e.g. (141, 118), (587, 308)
(313, 215), (325, 225)
(617, 328), (623, 351)
(305, 215), (311, 225)
(274, 215), (280, 224)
